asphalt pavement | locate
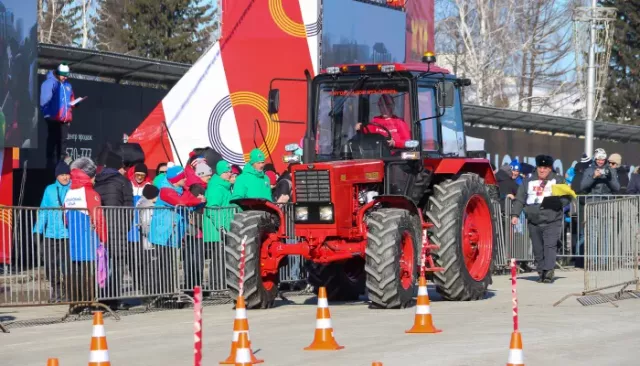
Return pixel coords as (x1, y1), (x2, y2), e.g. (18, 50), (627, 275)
(1, 270), (639, 365)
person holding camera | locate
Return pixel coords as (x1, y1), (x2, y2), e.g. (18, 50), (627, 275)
(580, 148), (620, 195)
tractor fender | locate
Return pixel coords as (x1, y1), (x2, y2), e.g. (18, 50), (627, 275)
(356, 195), (424, 234)
(229, 198), (286, 235)
(424, 158), (497, 185)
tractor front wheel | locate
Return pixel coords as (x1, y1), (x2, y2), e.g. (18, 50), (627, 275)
(225, 211), (279, 309)
(306, 258), (365, 302)
(426, 173), (496, 301)
(365, 208), (420, 309)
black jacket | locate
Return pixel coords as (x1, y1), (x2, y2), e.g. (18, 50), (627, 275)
(94, 168), (134, 243)
(616, 165), (630, 194)
(580, 163), (620, 195)
(571, 161), (591, 194)
(273, 171), (292, 202)
(511, 171), (571, 225)
(94, 168), (134, 207)
(627, 170), (640, 195)
(495, 167), (519, 198)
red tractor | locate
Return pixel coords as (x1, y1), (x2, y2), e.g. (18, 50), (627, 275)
(226, 53), (498, 309)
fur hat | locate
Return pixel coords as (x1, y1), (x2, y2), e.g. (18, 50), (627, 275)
(535, 154), (554, 168)
(70, 157), (97, 178)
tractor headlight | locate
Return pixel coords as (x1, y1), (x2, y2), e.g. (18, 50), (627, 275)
(319, 206), (333, 221)
(295, 206), (309, 221)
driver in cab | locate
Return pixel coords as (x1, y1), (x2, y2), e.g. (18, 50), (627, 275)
(355, 94), (411, 148)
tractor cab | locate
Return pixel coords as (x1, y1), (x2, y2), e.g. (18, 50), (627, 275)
(275, 53), (470, 165)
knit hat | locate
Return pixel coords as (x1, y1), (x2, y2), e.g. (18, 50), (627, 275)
(594, 148), (607, 160)
(195, 161), (213, 177)
(142, 185), (159, 200)
(580, 153), (591, 164)
(509, 159), (521, 172)
(216, 160), (231, 175)
(266, 171), (277, 186)
(166, 166), (186, 184)
(190, 155), (205, 168)
(70, 157), (97, 178)
(57, 63), (70, 76)
(608, 153), (622, 165)
(104, 151), (124, 170)
(55, 161), (71, 177)
(248, 149), (266, 164)
(134, 163), (148, 175)
(231, 165), (242, 175)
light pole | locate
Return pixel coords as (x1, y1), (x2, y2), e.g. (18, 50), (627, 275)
(585, 0), (597, 158)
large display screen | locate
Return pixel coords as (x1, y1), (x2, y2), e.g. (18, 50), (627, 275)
(0, 0), (38, 149)
(321, 0), (407, 69)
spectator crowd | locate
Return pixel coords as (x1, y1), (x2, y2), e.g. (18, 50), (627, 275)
(32, 146), (294, 311)
(497, 148), (633, 284)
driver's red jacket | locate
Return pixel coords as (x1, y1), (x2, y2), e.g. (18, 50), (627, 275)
(361, 116), (411, 148)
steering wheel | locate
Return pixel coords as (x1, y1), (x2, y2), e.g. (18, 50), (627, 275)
(358, 120), (393, 142)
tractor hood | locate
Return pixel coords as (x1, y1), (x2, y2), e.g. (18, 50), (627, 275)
(291, 159), (385, 184)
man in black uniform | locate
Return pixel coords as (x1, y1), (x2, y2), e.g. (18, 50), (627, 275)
(511, 155), (571, 283)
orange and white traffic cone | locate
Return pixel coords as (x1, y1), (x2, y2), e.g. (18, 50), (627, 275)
(406, 276), (441, 334)
(220, 296), (263, 365)
(304, 287), (344, 351)
(234, 332), (253, 366)
(88, 312), (110, 366)
(506, 331), (524, 366)
(47, 359), (59, 366)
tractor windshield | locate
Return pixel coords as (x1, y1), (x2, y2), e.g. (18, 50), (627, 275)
(316, 77), (412, 160)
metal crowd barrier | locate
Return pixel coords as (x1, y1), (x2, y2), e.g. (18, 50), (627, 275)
(583, 197), (639, 293)
(0, 203), (305, 321)
(502, 195), (633, 269)
(492, 201), (510, 271)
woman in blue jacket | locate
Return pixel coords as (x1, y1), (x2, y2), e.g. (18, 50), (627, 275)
(32, 161), (71, 302)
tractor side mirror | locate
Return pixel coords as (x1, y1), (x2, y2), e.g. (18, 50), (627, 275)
(268, 89), (280, 114)
(436, 81), (455, 109)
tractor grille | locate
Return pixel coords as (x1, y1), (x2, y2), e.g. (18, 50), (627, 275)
(294, 170), (331, 202)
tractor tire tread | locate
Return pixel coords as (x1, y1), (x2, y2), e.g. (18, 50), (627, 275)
(427, 173), (495, 301)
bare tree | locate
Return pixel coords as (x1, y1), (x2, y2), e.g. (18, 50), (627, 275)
(37, 0), (83, 46)
(437, 0), (520, 107)
(436, 0), (578, 116)
(513, 0), (575, 113)
(77, 0), (93, 48)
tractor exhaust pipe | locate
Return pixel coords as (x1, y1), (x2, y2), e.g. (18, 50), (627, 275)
(302, 69), (316, 164)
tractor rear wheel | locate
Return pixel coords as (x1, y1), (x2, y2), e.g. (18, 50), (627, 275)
(426, 173), (496, 301)
(225, 211), (279, 309)
(365, 208), (420, 309)
(306, 258), (365, 302)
